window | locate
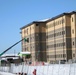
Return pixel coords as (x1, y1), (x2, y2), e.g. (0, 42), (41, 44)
(47, 45), (48, 48)
(25, 48), (26, 51)
(73, 54), (75, 57)
(53, 22), (55, 26)
(46, 25), (48, 28)
(27, 47), (28, 51)
(72, 29), (74, 33)
(63, 42), (65, 46)
(24, 30), (26, 33)
(73, 41), (74, 45)
(55, 21), (57, 25)
(58, 21), (59, 25)
(33, 46), (34, 48)
(36, 24), (39, 26)
(72, 17), (73, 22)
(27, 28), (28, 34)
(63, 54), (66, 58)
(33, 26), (34, 29)
(59, 32), (61, 35)
(62, 19), (64, 24)
(36, 34), (38, 36)
(62, 31), (65, 35)
(31, 46), (32, 49)
(60, 20), (62, 24)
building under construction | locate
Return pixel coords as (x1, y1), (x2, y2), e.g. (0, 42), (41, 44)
(20, 11), (76, 63)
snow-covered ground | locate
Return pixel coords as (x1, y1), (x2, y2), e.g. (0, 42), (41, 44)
(0, 71), (15, 75)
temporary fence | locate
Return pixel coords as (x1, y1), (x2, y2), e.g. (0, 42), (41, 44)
(0, 63), (76, 75)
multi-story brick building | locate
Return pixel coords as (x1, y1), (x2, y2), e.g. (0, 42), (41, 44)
(20, 21), (47, 62)
(20, 11), (76, 63)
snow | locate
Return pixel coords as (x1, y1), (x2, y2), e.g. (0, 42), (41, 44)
(0, 71), (15, 75)
(35, 18), (50, 22)
(20, 51), (31, 54)
(1, 54), (18, 57)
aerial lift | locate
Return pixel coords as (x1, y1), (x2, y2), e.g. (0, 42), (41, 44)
(0, 38), (29, 56)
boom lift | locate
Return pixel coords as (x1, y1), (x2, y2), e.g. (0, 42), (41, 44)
(0, 38), (29, 56)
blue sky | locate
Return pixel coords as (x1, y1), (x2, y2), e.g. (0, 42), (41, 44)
(0, 0), (76, 54)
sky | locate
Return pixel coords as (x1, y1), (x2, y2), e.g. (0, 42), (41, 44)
(0, 0), (76, 55)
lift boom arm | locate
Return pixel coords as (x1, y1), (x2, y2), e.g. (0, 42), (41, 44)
(0, 38), (28, 56)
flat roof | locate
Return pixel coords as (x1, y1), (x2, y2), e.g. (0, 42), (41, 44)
(46, 11), (76, 22)
(20, 11), (76, 29)
(20, 21), (46, 30)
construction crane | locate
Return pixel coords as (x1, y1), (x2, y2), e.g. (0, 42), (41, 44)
(0, 38), (29, 56)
